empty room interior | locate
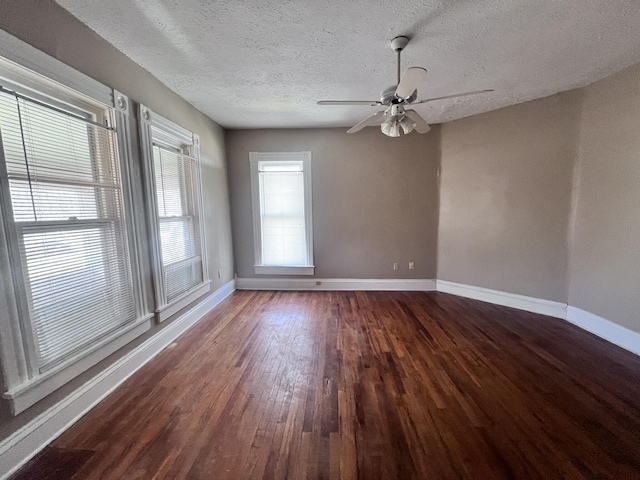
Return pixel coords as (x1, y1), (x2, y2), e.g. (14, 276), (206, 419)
(0, 0), (639, 479)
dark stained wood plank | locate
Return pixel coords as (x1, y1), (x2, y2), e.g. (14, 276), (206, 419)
(11, 291), (640, 479)
(11, 447), (94, 480)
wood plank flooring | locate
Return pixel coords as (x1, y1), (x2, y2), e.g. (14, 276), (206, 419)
(12, 291), (640, 479)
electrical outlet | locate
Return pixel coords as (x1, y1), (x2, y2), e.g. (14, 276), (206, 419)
(409, 262), (415, 270)
(393, 262), (399, 271)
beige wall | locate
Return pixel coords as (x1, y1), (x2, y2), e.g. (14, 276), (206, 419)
(226, 127), (440, 279)
(568, 63), (640, 333)
(0, 1), (233, 442)
(437, 63), (640, 333)
(437, 91), (583, 302)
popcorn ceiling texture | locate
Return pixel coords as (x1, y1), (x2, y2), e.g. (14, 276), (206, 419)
(56, 0), (640, 129)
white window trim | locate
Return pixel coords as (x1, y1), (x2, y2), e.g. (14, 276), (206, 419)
(0, 30), (151, 415)
(249, 151), (314, 276)
(138, 105), (210, 322)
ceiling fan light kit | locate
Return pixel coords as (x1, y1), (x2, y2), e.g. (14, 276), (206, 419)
(317, 36), (493, 137)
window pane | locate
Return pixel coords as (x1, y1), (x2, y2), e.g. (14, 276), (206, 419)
(154, 146), (184, 217)
(258, 160), (303, 172)
(259, 169), (307, 266)
(23, 224), (135, 369)
(159, 217), (196, 265)
(164, 258), (203, 302)
(9, 179), (98, 221)
(1, 92), (108, 183)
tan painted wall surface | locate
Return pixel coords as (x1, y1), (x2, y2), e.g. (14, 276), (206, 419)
(0, 1), (233, 441)
(568, 63), (640, 333)
(437, 91), (583, 302)
(226, 127), (440, 279)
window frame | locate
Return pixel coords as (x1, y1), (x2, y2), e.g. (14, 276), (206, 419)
(249, 151), (314, 276)
(0, 30), (150, 415)
(139, 104), (210, 322)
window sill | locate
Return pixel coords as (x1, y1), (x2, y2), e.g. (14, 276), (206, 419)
(254, 265), (315, 276)
(3, 315), (152, 415)
(155, 281), (211, 322)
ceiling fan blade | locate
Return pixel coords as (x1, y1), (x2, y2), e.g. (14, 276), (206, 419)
(413, 89), (494, 104)
(395, 67), (427, 99)
(347, 111), (386, 134)
(318, 100), (382, 106)
(405, 110), (431, 134)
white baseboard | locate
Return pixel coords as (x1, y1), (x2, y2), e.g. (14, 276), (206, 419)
(436, 280), (568, 319)
(236, 278), (437, 291)
(0, 279), (236, 480)
(436, 281), (639, 356)
(566, 306), (640, 356)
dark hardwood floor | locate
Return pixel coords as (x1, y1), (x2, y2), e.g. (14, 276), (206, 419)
(13, 291), (640, 479)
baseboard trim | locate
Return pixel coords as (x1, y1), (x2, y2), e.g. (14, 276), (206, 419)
(436, 281), (639, 356)
(236, 278), (437, 291)
(566, 306), (640, 356)
(0, 279), (236, 480)
(436, 280), (568, 319)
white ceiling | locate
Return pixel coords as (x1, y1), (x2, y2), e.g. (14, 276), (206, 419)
(56, 0), (640, 129)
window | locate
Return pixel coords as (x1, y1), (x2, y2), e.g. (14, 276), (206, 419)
(139, 105), (209, 321)
(250, 152), (314, 275)
(0, 39), (148, 415)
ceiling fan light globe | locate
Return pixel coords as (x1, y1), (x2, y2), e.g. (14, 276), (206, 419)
(381, 117), (400, 137)
(399, 116), (415, 134)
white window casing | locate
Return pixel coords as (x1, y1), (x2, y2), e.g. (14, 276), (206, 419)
(0, 30), (150, 415)
(250, 152), (314, 276)
(138, 105), (210, 322)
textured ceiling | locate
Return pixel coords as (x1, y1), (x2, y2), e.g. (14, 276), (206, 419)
(56, 0), (640, 129)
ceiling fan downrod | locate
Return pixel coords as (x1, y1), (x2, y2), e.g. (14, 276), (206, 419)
(390, 36), (409, 86)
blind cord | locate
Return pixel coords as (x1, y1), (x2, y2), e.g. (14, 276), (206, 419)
(159, 149), (168, 217)
(15, 98), (37, 221)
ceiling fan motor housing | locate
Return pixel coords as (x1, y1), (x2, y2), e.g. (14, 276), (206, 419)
(380, 85), (417, 105)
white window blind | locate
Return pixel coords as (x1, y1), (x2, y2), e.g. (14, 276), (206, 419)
(0, 89), (136, 372)
(250, 152), (313, 275)
(258, 160), (307, 266)
(152, 144), (203, 302)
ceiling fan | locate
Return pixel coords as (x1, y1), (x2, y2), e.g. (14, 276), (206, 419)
(317, 36), (493, 137)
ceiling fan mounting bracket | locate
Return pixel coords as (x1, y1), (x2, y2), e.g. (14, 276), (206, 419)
(390, 36), (409, 52)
